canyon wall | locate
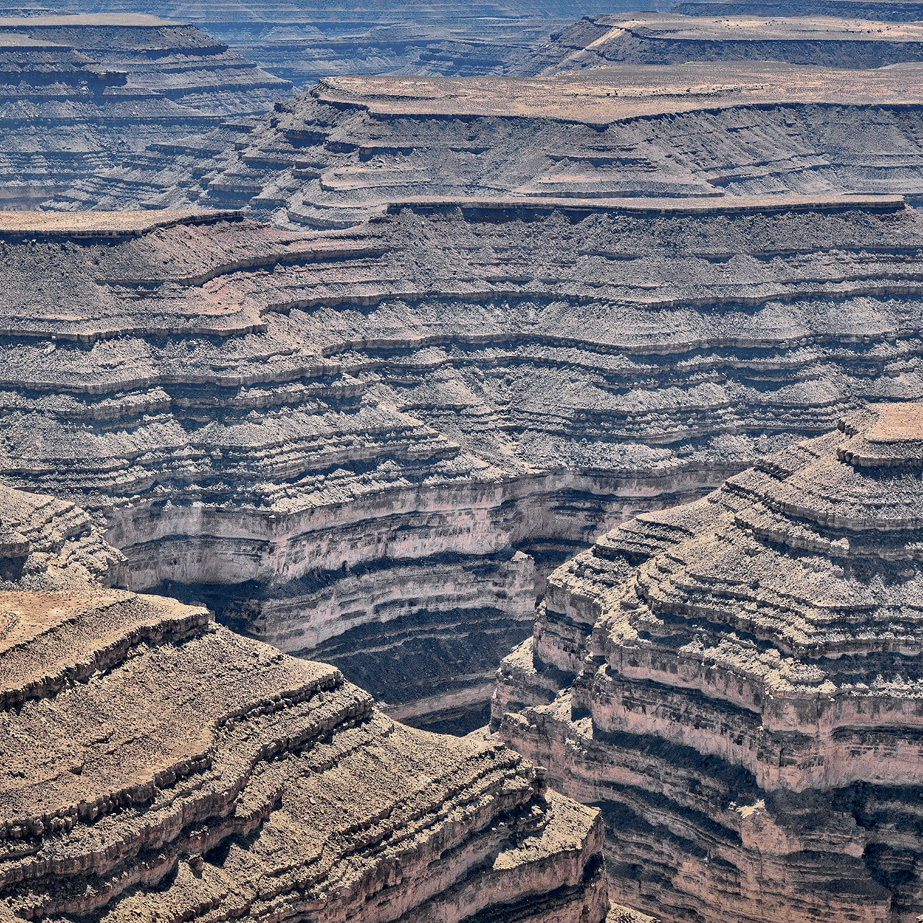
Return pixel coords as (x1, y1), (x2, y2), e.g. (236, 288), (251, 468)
(510, 13), (923, 75)
(0, 480), (608, 923)
(0, 0), (636, 87)
(2, 200), (923, 730)
(0, 14), (291, 208)
(55, 65), (923, 226)
(497, 403), (923, 922)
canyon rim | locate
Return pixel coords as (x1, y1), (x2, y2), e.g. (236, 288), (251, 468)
(2, 1), (923, 922)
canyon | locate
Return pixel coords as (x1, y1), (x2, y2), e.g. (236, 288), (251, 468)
(0, 13), (291, 208)
(4, 1), (923, 919)
(0, 0), (632, 87)
(46, 62), (923, 226)
(3, 197), (923, 733)
(0, 479), (609, 923)
(465, 41), (923, 923)
(495, 402), (923, 921)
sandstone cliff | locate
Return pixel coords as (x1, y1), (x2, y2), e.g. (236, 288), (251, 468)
(2, 200), (923, 731)
(63, 64), (923, 227)
(497, 403), (923, 922)
(0, 479), (608, 923)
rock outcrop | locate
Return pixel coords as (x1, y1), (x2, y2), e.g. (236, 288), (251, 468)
(511, 13), (923, 75)
(0, 478), (608, 923)
(496, 402), (923, 922)
(2, 200), (923, 729)
(61, 63), (923, 227)
(0, 14), (291, 115)
(0, 13), (290, 208)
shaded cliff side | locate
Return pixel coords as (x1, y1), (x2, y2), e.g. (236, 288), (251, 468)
(497, 403), (923, 922)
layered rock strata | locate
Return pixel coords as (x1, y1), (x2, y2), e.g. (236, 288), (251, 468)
(511, 13), (923, 75)
(674, 0), (923, 20)
(62, 64), (923, 227)
(2, 200), (923, 729)
(0, 14), (291, 115)
(0, 14), (290, 208)
(0, 0), (627, 87)
(496, 403), (923, 922)
(0, 483), (608, 923)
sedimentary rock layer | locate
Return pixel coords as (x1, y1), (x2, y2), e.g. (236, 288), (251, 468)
(497, 403), (923, 922)
(0, 482), (125, 591)
(0, 485), (607, 923)
(0, 14), (291, 114)
(64, 64), (923, 227)
(511, 13), (923, 75)
(0, 14), (290, 208)
(0, 0), (630, 86)
(674, 0), (923, 20)
(2, 199), (923, 729)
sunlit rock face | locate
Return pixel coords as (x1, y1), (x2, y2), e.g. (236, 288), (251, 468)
(511, 13), (923, 75)
(497, 403), (923, 922)
(4, 200), (923, 730)
(674, 0), (923, 20)
(0, 481), (608, 923)
(61, 64), (923, 227)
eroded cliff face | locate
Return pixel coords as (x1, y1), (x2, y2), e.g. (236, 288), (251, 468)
(0, 14), (291, 209)
(510, 13), (923, 75)
(0, 0), (625, 87)
(0, 481), (608, 923)
(4, 201), (923, 728)
(60, 65), (923, 226)
(496, 403), (923, 922)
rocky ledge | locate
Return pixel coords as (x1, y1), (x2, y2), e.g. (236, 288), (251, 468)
(0, 478), (608, 923)
(4, 200), (923, 730)
(0, 0), (609, 87)
(511, 13), (923, 75)
(64, 62), (923, 226)
(0, 13), (290, 208)
(496, 402), (923, 922)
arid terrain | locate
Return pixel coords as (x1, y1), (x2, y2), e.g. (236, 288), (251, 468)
(497, 403), (923, 921)
(3, 1), (923, 921)
(0, 13), (291, 208)
(0, 0), (633, 85)
(4, 198), (923, 733)
(36, 62), (923, 223)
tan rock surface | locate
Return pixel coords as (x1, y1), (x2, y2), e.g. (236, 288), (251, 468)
(512, 13), (923, 74)
(497, 403), (923, 921)
(0, 484), (608, 923)
(76, 62), (923, 228)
